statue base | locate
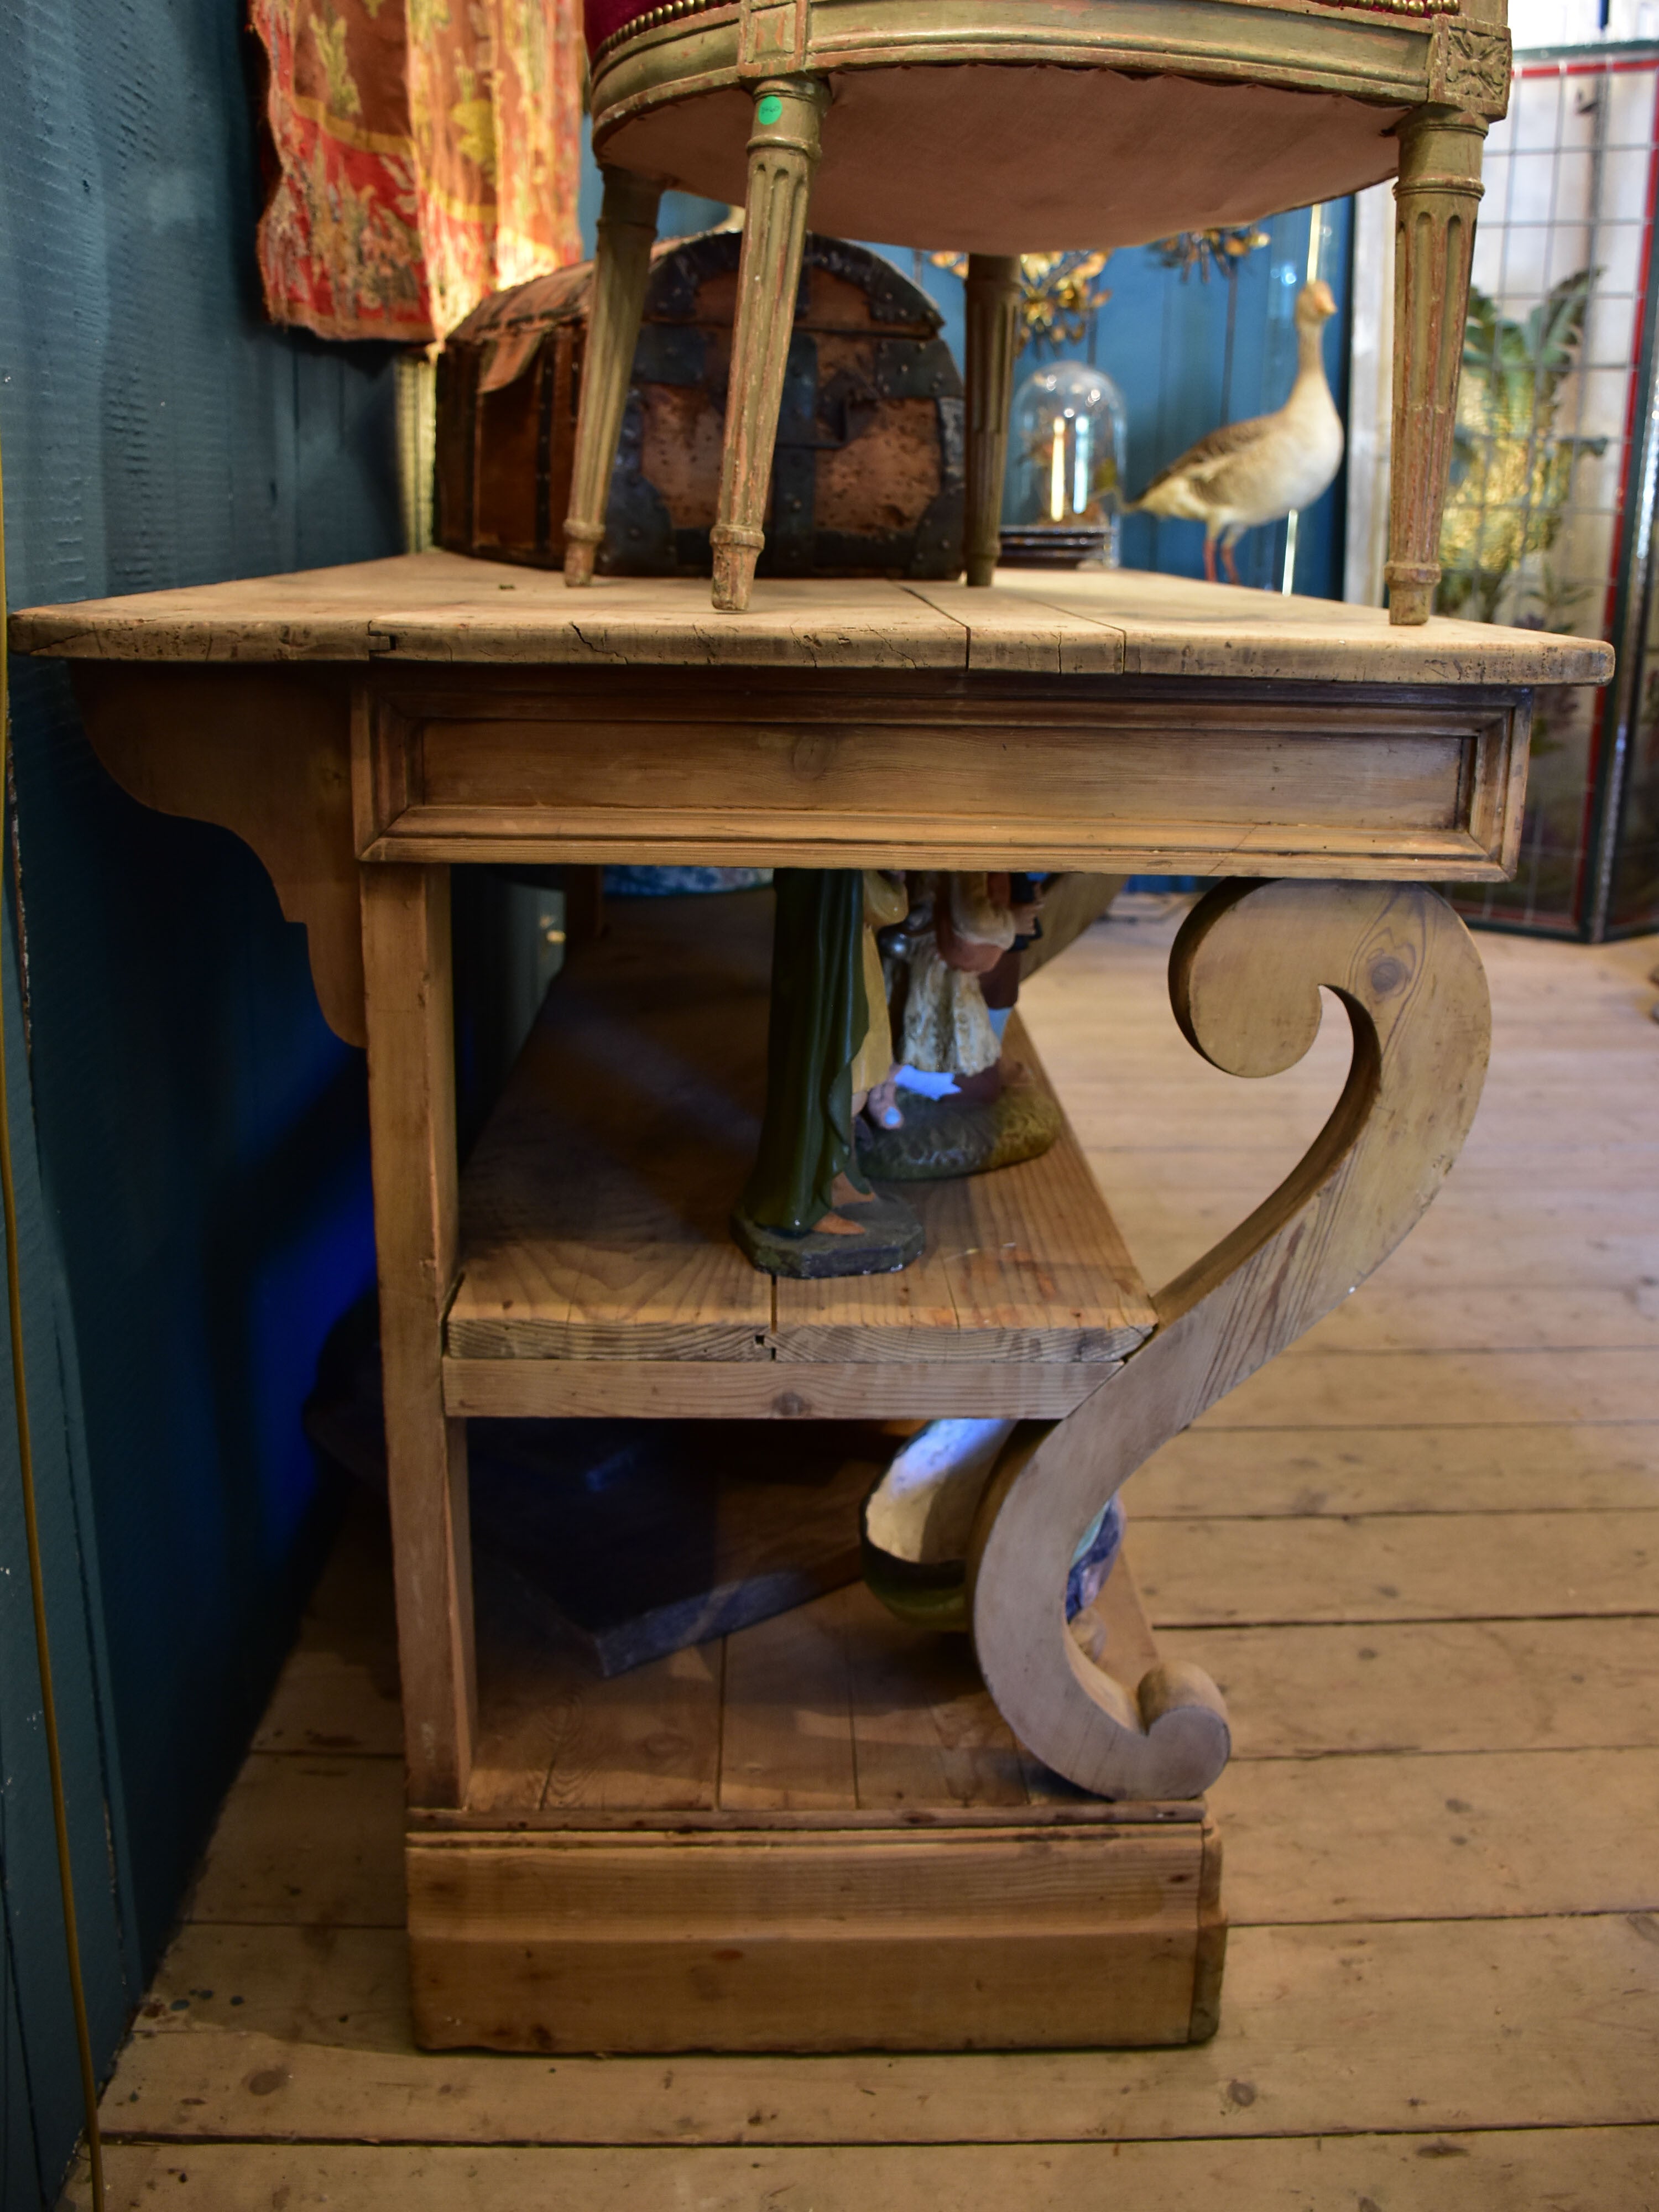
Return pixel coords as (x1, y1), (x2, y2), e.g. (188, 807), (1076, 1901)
(857, 1072), (1062, 1181)
(731, 1187), (925, 1279)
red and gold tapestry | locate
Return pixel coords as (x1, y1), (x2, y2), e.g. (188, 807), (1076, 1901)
(251, 0), (585, 343)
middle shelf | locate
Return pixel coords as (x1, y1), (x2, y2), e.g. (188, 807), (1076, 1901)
(442, 889), (1156, 1421)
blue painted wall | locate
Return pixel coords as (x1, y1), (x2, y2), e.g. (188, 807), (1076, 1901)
(1, 2), (400, 2199)
(881, 205), (1356, 601)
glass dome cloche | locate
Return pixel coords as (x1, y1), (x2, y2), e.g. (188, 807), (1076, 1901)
(1002, 360), (1128, 569)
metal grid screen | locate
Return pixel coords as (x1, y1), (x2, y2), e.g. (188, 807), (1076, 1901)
(1452, 47), (1659, 933)
(1613, 437), (1659, 930)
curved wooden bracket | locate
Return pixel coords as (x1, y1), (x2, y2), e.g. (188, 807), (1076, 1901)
(71, 664), (366, 1047)
(968, 878), (1491, 1798)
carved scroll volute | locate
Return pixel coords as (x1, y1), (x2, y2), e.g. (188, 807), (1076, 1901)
(968, 880), (1491, 1799)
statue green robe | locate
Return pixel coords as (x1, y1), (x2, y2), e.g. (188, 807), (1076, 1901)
(739, 868), (870, 1236)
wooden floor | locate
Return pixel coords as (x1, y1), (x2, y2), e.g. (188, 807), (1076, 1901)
(65, 904), (1659, 2208)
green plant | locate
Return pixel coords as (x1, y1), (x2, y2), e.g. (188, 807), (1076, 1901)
(1437, 268), (1607, 624)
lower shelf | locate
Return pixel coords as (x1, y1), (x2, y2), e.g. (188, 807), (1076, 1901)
(407, 1555), (1224, 2052)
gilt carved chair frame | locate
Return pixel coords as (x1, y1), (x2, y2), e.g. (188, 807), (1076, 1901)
(561, 0), (1511, 617)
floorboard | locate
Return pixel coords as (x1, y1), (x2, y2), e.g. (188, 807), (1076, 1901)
(61, 2129), (1659, 2211)
(84, 1917), (1659, 2145)
(66, 905), (1659, 2210)
(1129, 1422), (1659, 1518)
(1160, 1614), (1659, 1754)
(1132, 1507), (1659, 1622)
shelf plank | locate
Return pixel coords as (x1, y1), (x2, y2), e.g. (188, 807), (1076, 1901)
(448, 891), (774, 1364)
(471, 1632), (725, 1819)
(446, 890), (1155, 1389)
(843, 1592), (1031, 1812)
(447, 1569), (1162, 1829)
(441, 1355), (1116, 1418)
(772, 1018), (1154, 1364)
(718, 1588), (861, 1812)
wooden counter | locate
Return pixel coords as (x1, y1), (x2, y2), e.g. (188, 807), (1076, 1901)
(11, 554), (1613, 2052)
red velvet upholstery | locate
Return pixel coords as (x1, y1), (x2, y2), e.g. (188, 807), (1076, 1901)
(587, 0), (644, 58)
(587, 0), (720, 62)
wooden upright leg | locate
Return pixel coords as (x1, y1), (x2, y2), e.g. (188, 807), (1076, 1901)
(963, 253), (1021, 587)
(711, 77), (828, 613)
(361, 864), (476, 1808)
(1386, 105), (1486, 625)
(969, 880), (1491, 1796)
(564, 166), (664, 587)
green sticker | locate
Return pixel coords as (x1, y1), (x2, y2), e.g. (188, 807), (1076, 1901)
(757, 93), (784, 124)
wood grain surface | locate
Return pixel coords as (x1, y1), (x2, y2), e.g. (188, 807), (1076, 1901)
(87, 1914), (1659, 2143)
(970, 880), (1492, 1798)
(11, 550), (1613, 685)
(72, 663), (366, 1044)
(445, 889), (1154, 1387)
(441, 1355), (1114, 1419)
(62, 2130), (1659, 2211)
(445, 890), (776, 1368)
(454, 1568), (1168, 1828)
(404, 1828), (1208, 2052)
(25, 558), (1608, 1068)
(363, 669), (1534, 877)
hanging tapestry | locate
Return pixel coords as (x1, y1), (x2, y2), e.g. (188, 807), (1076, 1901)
(250, 0), (584, 343)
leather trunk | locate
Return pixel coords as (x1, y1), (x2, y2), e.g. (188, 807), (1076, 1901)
(436, 230), (964, 578)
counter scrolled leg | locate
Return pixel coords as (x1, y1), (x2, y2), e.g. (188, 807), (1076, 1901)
(969, 878), (1493, 1796)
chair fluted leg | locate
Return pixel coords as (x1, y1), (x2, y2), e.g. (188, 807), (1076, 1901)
(963, 254), (1021, 587)
(1386, 105), (1485, 625)
(711, 77), (829, 613)
(564, 165), (663, 587)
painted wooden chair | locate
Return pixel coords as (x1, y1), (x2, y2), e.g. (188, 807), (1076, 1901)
(561, 0), (1511, 616)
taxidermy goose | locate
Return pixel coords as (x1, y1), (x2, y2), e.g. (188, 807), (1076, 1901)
(1128, 279), (1343, 584)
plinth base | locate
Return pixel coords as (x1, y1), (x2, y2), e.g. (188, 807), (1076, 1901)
(408, 1556), (1224, 2052)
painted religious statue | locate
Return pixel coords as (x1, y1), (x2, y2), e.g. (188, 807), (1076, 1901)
(732, 865), (1084, 1277)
